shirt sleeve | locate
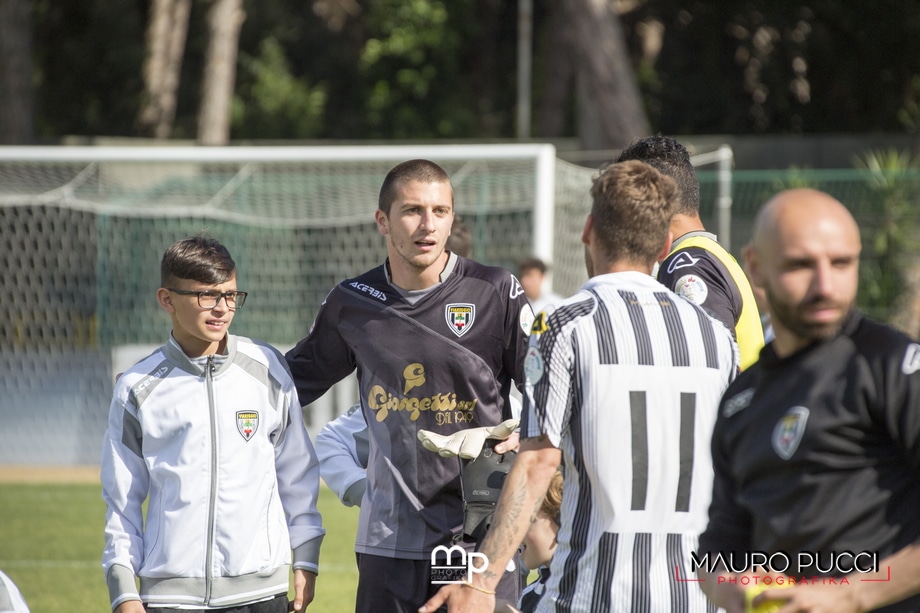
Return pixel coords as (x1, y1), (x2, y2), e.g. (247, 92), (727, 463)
(878, 341), (920, 473)
(0, 571), (31, 613)
(285, 288), (357, 408)
(100, 382), (148, 609)
(502, 274), (535, 399)
(522, 306), (574, 448)
(274, 371), (326, 572)
(658, 248), (740, 337)
(315, 405), (369, 506)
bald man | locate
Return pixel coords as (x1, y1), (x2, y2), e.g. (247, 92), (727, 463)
(696, 189), (920, 613)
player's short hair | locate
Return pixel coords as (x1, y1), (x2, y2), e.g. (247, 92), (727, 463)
(161, 233), (236, 287)
(446, 214), (473, 258)
(590, 160), (679, 265)
(378, 159), (453, 216)
(539, 470), (564, 526)
(519, 256), (548, 275)
(614, 135), (700, 216)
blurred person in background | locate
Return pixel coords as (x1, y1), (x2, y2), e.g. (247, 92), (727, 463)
(519, 257), (563, 314)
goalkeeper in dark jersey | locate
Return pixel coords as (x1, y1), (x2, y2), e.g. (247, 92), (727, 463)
(286, 160), (533, 613)
(698, 189), (920, 613)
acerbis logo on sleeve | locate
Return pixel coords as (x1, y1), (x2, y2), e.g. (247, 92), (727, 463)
(349, 281), (387, 302)
(666, 251), (700, 274)
(902, 343), (920, 375)
(509, 275), (525, 300)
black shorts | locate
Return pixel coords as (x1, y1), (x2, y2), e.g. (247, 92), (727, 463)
(355, 549), (524, 613)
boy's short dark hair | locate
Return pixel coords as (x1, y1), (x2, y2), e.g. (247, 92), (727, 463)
(161, 234), (236, 287)
(519, 256), (548, 275)
(378, 159), (453, 216)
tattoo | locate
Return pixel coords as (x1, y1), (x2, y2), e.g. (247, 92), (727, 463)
(478, 461), (546, 574)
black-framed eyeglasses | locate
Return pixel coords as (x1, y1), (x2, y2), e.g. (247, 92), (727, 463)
(167, 288), (248, 309)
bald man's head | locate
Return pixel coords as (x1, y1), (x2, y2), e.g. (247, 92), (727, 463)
(744, 189), (861, 356)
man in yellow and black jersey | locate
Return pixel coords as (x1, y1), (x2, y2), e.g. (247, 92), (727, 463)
(615, 135), (764, 370)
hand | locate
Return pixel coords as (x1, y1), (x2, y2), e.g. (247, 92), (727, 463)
(753, 582), (863, 613)
(705, 578), (747, 613)
(289, 569), (316, 612)
(419, 583), (495, 613)
(115, 600), (145, 613)
(417, 419), (519, 459)
(493, 430), (519, 455)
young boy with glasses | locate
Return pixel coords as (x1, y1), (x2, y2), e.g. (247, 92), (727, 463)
(100, 235), (324, 613)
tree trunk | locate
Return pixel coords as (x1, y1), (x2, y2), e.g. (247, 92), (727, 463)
(537, 0), (574, 138)
(0, 0), (34, 144)
(197, 0), (245, 145)
(566, 0), (650, 150)
(137, 0), (192, 139)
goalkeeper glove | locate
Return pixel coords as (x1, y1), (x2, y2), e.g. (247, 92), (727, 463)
(416, 419), (519, 460)
(460, 439), (517, 541)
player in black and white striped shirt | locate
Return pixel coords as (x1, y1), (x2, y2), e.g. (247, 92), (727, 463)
(422, 159), (739, 613)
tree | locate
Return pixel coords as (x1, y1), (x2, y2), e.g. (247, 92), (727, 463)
(564, 0), (650, 149)
(537, 1), (575, 138)
(853, 149), (920, 334)
(20, 0), (920, 143)
(0, 0), (34, 144)
(198, 0), (245, 145)
(136, 0), (192, 139)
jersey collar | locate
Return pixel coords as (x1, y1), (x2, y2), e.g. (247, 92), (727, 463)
(669, 230), (718, 254)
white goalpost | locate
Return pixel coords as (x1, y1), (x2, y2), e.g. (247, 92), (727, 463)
(0, 142), (731, 463)
(0, 143), (565, 460)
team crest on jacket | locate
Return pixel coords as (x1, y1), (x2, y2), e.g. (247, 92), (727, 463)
(446, 303), (476, 337)
(772, 406), (809, 460)
(236, 411), (259, 441)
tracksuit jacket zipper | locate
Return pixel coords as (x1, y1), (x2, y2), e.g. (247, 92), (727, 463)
(205, 355), (218, 604)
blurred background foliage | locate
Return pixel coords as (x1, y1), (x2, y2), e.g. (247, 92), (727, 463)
(15, 0), (920, 143)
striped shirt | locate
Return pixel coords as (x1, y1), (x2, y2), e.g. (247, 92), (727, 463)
(522, 271), (738, 613)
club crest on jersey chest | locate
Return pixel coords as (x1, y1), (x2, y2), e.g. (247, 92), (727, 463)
(772, 406), (809, 460)
(445, 303), (476, 337)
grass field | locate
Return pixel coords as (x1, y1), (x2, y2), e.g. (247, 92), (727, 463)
(0, 468), (360, 613)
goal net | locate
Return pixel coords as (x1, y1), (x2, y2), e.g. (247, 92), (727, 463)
(0, 143), (729, 464)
